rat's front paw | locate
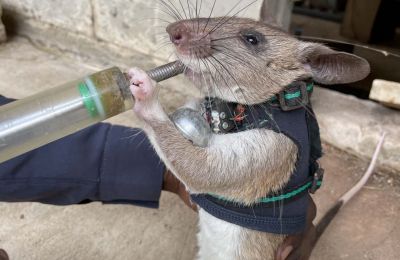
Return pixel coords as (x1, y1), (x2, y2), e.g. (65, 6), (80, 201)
(127, 68), (168, 122)
(127, 67), (157, 116)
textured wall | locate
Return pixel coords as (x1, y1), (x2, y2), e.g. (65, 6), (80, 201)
(1, 0), (93, 35)
(0, 0), (263, 60)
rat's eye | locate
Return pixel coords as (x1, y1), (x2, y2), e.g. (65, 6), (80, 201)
(244, 34), (259, 45)
(240, 30), (265, 49)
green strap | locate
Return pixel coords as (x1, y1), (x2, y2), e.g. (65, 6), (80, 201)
(210, 180), (322, 204)
(270, 83), (314, 102)
(258, 180), (322, 203)
(284, 83), (314, 100)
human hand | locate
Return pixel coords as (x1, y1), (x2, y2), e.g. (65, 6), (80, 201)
(162, 170), (198, 212)
(275, 197), (317, 260)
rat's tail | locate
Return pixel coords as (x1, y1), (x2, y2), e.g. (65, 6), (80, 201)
(314, 132), (387, 243)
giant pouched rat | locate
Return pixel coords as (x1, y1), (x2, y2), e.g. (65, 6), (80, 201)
(127, 13), (370, 259)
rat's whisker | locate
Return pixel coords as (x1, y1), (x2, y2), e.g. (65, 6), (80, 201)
(195, 0), (199, 21)
(133, 16), (174, 25)
(210, 33), (291, 43)
(205, 0), (244, 37)
(142, 5), (176, 21)
(202, 58), (240, 130)
(208, 0), (258, 35)
(259, 103), (282, 133)
(154, 41), (173, 53)
(211, 50), (256, 74)
(203, 0), (257, 40)
(196, 54), (212, 105)
(166, 50), (177, 61)
(121, 128), (144, 141)
(297, 101), (317, 120)
(154, 31), (170, 38)
(212, 43), (285, 95)
(155, 5), (179, 22)
(165, 0), (185, 20)
(211, 45), (256, 75)
(153, 30), (171, 36)
(210, 36), (239, 42)
(197, 0), (203, 33)
(210, 46), (256, 70)
(194, 0), (199, 34)
(177, 0), (189, 20)
(199, 59), (214, 116)
(202, 0), (217, 33)
(124, 129), (149, 149)
(187, 0), (193, 20)
(154, 35), (170, 41)
(188, 0), (198, 31)
(155, 38), (172, 44)
(205, 57), (242, 107)
(212, 46), (270, 75)
(154, 37), (172, 45)
(208, 55), (259, 123)
(183, 50), (196, 80)
(159, 0), (182, 21)
(152, 27), (170, 33)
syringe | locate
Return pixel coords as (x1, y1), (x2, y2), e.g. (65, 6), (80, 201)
(0, 61), (184, 164)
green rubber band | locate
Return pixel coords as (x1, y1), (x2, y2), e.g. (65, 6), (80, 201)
(210, 179), (322, 204)
(78, 82), (98, 118)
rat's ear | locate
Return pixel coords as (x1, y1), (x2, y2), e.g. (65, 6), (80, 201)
(260, 1), (280, 27)
(298, 42), (370, 85)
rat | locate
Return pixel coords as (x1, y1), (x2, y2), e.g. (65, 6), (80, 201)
(127, 16), (370, 260)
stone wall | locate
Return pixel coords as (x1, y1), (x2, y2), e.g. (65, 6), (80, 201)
(0, 3), (6, 43)
(312, 87), (400, 173)
(0, 0), (263, 61)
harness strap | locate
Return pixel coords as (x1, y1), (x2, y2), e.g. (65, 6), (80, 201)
(269, 81), (314, 111)
(210, 166), (324, 205)
(204, 80), (323, 206)
(204, 81), (315, 134)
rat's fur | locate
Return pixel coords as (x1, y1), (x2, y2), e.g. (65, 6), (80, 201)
(128, 17), (370, 259)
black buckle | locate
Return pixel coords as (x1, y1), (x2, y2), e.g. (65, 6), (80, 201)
(278, 82), (309, 111)
(310, 166), (324, 194)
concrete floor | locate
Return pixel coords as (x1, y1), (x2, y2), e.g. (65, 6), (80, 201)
(1, 37), (400, 260)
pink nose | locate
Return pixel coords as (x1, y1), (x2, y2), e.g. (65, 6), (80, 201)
(167, 22), (190, 46)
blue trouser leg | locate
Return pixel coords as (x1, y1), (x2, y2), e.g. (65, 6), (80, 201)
(0, 95), (164, 208)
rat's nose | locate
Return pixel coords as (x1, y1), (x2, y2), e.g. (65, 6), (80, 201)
(170, 32), (188, 46)
(167, 22), (190, 47)
(166, 21), (212, 58)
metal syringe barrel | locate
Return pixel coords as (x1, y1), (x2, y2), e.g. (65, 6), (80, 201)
(0, 61), (184, 164)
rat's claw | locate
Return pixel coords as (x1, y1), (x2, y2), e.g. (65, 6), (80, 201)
(128, 68), (153, 86)
(128, 67), (156, 100)
(127, 67), (158, 117)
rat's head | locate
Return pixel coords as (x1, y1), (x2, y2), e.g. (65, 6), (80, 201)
(167, 17), (370, 104)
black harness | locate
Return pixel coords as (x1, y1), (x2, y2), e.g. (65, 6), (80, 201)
(190, 80), (324, 234)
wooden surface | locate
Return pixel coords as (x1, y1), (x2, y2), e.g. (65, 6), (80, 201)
(341, 0), (382, 42)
